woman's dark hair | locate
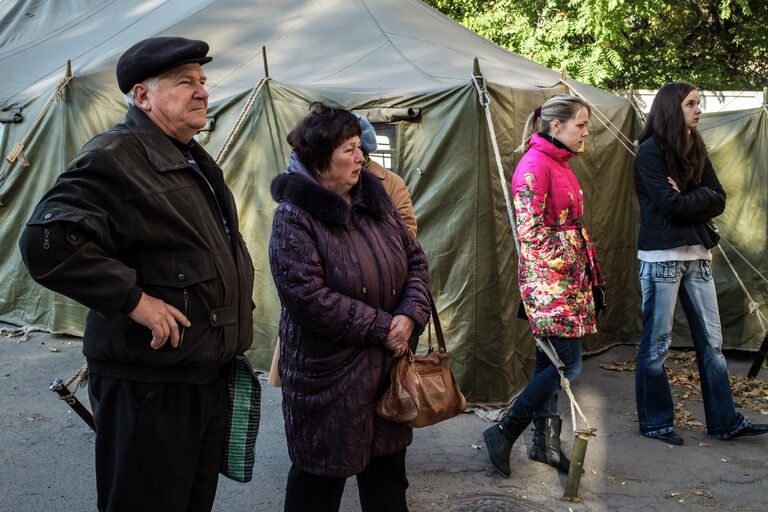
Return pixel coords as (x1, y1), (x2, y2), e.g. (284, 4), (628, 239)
(638, 82), (707, 192)
(286, 102), (361, 173)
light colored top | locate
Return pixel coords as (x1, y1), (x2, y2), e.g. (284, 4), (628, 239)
(638, 245), (712, 262)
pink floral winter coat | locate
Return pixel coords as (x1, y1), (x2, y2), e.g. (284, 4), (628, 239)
(511, 133), (602, 339)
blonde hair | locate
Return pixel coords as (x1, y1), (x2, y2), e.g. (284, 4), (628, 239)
(515, 94), (591, 153)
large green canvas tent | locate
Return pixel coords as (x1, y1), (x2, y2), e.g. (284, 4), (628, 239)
(695, 106), (768, 351)
(1, 0), (763, 405)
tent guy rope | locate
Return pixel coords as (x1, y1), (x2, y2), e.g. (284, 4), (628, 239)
(214, 76), (270, 164)
(0, 68), (73, 181)
(559, 79), (638, 157)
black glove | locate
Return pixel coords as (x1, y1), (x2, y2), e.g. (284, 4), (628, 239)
(592, 285), (606, 318)
(517, 300), (528, 321)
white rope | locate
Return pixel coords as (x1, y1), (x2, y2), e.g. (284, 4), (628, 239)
(470, 75), (516, 240)
(560, 78), (636, 147)
(540, 336), (593, 432)
(471, 73), (593, 434)
(64, 362), (89, 393)
(624, 91), (647, 124)
(214, 76), (270, 164)
(717, 244), (768, 332)
(719, 236), (768, 287)
(560, 79), (637, 157)
(0, 74), (73, 181)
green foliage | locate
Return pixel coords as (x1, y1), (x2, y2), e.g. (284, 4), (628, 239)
(426, 0), (768, 90)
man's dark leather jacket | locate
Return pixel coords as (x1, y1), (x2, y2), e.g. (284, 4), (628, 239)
(19, 107), (254, 382)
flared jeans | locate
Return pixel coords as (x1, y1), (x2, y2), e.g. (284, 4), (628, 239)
(636, 259), (746, 438)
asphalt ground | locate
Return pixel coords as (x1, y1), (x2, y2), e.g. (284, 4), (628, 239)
(1, 324), (766, 511)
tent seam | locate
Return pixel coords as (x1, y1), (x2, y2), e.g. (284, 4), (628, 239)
(0, 0), (118, 60)
(1, 0), (220, 109)
(210, 1), (322, 92)
(357, 0), (436, 83)
(312, 42), (388, 83)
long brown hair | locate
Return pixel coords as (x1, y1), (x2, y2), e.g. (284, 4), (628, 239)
(638, 82), (707, 192)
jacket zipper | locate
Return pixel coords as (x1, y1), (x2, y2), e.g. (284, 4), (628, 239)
(357, 218), (387, 307)
(186, 159), (231, 247)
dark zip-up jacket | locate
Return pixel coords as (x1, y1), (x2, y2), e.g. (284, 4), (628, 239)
(19, 107), (254, 382)
(269, 160), (430, 478)
(635, 136), (725, 251)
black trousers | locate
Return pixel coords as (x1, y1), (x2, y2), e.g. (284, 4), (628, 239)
(89, 374), (227, 512)
(284, 449), (409, 512)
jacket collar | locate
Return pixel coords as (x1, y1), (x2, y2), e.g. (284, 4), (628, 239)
(123, 106), (204, 172)
(529, 132), (574, 163)
(271, 153), (390, 226)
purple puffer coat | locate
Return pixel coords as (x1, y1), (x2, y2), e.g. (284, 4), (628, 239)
(269, 160), (430, 478)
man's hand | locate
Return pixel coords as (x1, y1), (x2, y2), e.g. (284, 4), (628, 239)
(385, 315), (415, 358)
(129, 292), (191, 350)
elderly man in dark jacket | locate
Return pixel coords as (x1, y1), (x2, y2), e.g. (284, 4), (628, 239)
(18, 37), (254, 512)
(269, 103), (430, 512)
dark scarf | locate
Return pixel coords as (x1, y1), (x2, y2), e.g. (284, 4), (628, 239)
(538, 132), (574, 154)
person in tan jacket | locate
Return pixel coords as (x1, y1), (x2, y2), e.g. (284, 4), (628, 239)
(363, 158), (417, 238)
(358, 114), (417, 238)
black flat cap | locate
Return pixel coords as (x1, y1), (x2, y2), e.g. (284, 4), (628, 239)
(116, 37), (212, 94)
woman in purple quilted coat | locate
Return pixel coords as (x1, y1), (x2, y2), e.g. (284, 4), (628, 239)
(268, 102), (430, 512)
(483, 95), (604, 478)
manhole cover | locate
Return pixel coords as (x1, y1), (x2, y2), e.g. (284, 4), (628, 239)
(450, 492), (552, 512)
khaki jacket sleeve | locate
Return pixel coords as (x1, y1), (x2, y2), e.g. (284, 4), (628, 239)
(386, 172), (417, 238)
(367, 160), (417, 238)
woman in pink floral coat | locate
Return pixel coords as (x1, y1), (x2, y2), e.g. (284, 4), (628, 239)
(484, 95), (604, 478)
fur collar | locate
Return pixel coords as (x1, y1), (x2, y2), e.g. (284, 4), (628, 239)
(271, 167), (391, 226)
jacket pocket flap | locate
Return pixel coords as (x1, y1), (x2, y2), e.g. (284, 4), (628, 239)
(141, 254), (217, 287)
(26, 206), (85, 226)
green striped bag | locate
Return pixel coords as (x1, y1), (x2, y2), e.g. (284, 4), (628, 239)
(220, 354), (261, 482)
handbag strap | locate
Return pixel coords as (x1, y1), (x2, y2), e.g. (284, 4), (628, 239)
(427, 291), (448, 353)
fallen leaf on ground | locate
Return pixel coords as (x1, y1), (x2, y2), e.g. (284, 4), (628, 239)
(599, 361), (636, 372)
(601, 351), (768, 422)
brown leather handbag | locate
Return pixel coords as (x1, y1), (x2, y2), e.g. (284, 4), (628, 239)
(377, 292), (467, 427)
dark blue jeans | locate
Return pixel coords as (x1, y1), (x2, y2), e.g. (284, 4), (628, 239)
(510, 336), (582, 418)
(636, 260), (747, 438)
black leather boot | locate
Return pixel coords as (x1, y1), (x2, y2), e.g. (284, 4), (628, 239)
(483, 414), (530, 477)
(529, 416), (572, 474)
